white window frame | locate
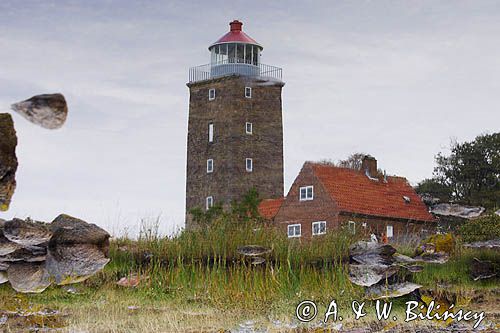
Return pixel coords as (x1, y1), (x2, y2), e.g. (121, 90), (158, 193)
(245, 122), (253, 134)
(206, 196), (213, 210)
(287, 224), (301, 238)
(299, 186), (314, 201)
(312, 221), (326, 236)
(348, 221), (356, 234)
(245, 86), (252, 98)
(208, 88), (216, 101)
(208, 123), (214, 143)
(246, 158), (253, 172)
(207, 159), (213, 173)
(386, 225), (394, 238)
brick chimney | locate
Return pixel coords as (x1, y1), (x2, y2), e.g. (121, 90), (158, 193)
(361, 155), (377, 178)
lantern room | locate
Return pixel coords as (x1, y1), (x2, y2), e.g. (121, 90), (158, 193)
(209, 20), (263, 66)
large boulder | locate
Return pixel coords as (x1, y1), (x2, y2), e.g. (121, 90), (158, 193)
(7, 261), (51, 293)
(49, 214), (110, 247)
(10, 93), (68, 129)
(0, 113), (18, 211)
(430, 203), (485, 219)
(3, 218), (52, 248)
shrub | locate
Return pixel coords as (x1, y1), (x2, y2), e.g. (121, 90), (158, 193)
(458, 214), (500, 243)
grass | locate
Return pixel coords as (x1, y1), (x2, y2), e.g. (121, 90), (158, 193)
(0, 217), (498, 332)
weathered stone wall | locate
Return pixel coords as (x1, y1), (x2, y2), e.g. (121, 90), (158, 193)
(186, 76), (284, 228)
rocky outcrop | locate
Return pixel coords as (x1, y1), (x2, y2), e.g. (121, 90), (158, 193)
(0, 114), (18, 211)
(430, 203), (485, 219)
(11, 93), (68, 129)
(0, 214), (110, 293)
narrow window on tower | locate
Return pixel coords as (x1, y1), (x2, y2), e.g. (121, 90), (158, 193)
(207, 159), (213, 173)
(245, 87), (252, 98)
(208, 123), (214, 143)
(246, 158), (253, 172)
(208, 88), (216, 101)
(206, 196), (213, 210)
(245, 122), (253, 134)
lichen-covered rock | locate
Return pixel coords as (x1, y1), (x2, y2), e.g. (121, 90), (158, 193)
(0, 113), (18, 211)
(46, 243), (110, 285)
(11, 93), (68, 129)
(0, 228), (22, 256)
(3, 218), (52, 248)
(7, 261), (51, 293)
(49, 214), (110, 248)
(430, 203), (485, 219)
(365, 282), (422, 300)
(0, 271), (8, 284)
(349, 264), (399, 287)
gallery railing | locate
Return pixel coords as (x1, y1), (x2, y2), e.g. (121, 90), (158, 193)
(189, 60), (283, 83)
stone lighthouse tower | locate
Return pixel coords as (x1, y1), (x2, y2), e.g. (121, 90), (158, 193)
(185, 20), (284, 228)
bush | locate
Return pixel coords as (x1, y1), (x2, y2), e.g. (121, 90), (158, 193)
(458, 214), (500, 243)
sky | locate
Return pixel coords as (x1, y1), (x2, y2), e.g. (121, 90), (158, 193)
(0, 0), (499, 237)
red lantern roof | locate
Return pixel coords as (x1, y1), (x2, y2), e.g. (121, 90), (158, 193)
(209, 20), (262, 50)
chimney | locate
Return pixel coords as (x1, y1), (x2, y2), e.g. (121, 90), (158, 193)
(361, 155), (378, 178)
(230, 20), (243, 32)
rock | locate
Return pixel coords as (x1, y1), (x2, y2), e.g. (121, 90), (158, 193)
(46, 243), (110, 285)
(405, 265), (424, 273)
(0, 229), (22, 256)
(251, 257), (266, 265)
(237, 245), (271, 257)
(365, 282), (422, 300)
(471, 258), (496, 281)
(464, 239), (500, 250)
(10, 93), (68, 129)
(0, 113), (18, 211)
(49, 214), (110, 247)
(0, 247), (46, 263)
(430, 203), (485, 219)
(0, 271), (7, 284)
(116, 273), (148, 288)
(348, 264), (399, 287)
(413, 252), (449, 264)
(393, 253), (417, 264)
(7, 261), (51, 293)
(3, 218), (52, 248)
(0, 262), (9, 270)
(349, 241), (396, 258)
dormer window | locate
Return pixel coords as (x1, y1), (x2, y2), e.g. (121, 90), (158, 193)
(245, 87), (252, 98)
(208, 89), (216, 101)
(299, 186), (314, 201)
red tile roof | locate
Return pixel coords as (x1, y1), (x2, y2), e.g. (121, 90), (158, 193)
(311, 163), (435, 223)
(258, 198), (284, 220)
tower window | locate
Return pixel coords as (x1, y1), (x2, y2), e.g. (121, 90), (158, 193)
(246, 158), (253, 172)
(245, 122), (253, 134)
(287, 224), (301, 238)
(245, 87), (252, 98)
(208, 89), (216, 101)
(208, 123), (214, 142)
(207, 159), (213, 173)
(206, 196), (213, 210)
(312, 221), (326, 236)
(299, 186), (314, 201)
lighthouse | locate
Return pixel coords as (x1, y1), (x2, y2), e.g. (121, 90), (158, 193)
(185, 20), (284, 228)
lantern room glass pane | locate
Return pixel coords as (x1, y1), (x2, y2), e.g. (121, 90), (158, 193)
(245, 45), (252, 64)
(236, 44), (244, 63)
(228, 43), (235, 63)
(252, 46), (258, 65)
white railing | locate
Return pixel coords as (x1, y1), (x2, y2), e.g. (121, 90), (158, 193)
(189, 59), (283, 83)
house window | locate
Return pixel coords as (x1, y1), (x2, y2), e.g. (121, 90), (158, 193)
(287, 224), (301, 238)
(207, 159), (213, 173)
(312, 221), (326, 236)
(245, 87), (252, 98)
(299, 186), (314, 201)
(348, 221), (356, 234)
(206, 196), (213, 210)
(245, 122), (253, 134)
(246, 158), (253, 172)
(208, 88), (216, 101)
(386, 225), (394, 238)
(208, 123), (214, 142)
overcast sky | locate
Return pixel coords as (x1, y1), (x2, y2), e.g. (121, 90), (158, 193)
(0, 0), (498, 236)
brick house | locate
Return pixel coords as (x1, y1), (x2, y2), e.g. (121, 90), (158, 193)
(259, 156), (436, 240)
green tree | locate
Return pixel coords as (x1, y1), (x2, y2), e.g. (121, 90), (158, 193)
(431, 133), (500, 209)
(415, 178), (453, 202)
